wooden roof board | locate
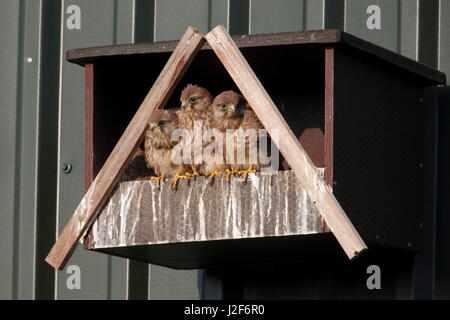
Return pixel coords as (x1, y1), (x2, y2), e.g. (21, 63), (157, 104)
(66, 29), (446, 85)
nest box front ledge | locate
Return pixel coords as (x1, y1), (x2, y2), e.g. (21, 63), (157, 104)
(84, 170), (330, 269)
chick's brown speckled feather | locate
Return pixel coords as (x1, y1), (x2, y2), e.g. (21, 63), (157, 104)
(144, 108), (191, 177)
(211, 90), (264, 171)
(178, 85), (214, 174)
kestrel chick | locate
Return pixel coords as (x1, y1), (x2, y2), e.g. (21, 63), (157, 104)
(144, 108), (191, 184)
(211, 90), (264, 175)
(178, 84), (214, 175)
(178, 84), (213, 130)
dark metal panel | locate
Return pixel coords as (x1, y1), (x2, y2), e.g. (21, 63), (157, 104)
(222, 250), (416, 299)
(333, 46), (424, 251)
(0, 0), (21, 300)
(199, 269), (223, 300)
(154, 0), (209, 41)
(439, 0), (450, 80)
(435, 87), (450, 299)
(134, 0), (154, 43)
(411, 87), (439, 299)
(418, 0), (439, 68)
(229, 0), (249, 35)
(127, 260), (149, 300)
(325, 0), (345, 29)
(334, 254), (414, 300)
(241, 263), (320, 300)
(249, 0), (304, 34)
(35, 0), (61, 299)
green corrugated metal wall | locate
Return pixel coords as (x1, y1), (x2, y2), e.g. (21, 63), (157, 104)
(0, 0), (448, 300)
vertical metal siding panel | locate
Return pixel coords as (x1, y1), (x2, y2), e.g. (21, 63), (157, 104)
(435, 88), (450, 299)
(345, 0), (399, 52)
(0, 0), (20, 300)
(154, 0), (209, 41)
(109, 256), (128, 300)
(241, 265), (320, 299)
(399, 0), (419, 60)
(121, 0), (152, 300)
(324, 0), (345, 29)
(412, 87), (439, 299)
(134, 0), (155, 42)
(56, 0), (129, 300)
(148, 0), (208, 301)
(148, 265), (200, 300)
(344, 1), (422, 59)
(35, 0), (61, 299)
(210, 0), (229, 29)
(199, 269), (223, 300)
(418, 0), (439, 68)
(127, 260), (149, 300)
(439, 0), (450, 80)
(115, 0), (135, 44)
(17, 0), (41, 300)
(304, 0), (324, 30)
(249, 0), (304, 34)
(229, 0), (249, 35)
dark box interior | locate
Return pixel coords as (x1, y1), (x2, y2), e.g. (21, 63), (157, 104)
(92, 44), (326, 177)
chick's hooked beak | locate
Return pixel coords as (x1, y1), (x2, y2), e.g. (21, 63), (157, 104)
(148, 122), (158, 131)
(228, 104), (236, 112)
(181, 101), (188, 108)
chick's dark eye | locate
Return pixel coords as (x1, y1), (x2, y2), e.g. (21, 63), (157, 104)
(189, 97), (198, 103)
(219, 104), (227, 110)
(158, 120), (166, 126)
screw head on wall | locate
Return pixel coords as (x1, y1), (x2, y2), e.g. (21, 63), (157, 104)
(61, 162), (72, 174)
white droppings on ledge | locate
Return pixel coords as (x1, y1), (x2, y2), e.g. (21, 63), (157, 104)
(88, 170), (325, 249)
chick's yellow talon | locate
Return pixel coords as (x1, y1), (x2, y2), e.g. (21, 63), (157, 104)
(238, 165), (256, 181)
(171, 173), (183, 189)
(225, 169), (233, 182)
(149, 175), (165, 188)
(205, 170), (222, 180)
(184, 172), (198, 180)
(225, 169), (239, 182)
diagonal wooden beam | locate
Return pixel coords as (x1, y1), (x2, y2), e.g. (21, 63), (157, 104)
(205, 25), (367, 260)
(46, 26), (205, 270)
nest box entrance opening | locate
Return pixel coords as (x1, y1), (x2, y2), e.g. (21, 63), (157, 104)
(91, 39), (327, 182)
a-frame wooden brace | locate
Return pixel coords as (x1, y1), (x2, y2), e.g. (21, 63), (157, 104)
(46, 25), (367, 270)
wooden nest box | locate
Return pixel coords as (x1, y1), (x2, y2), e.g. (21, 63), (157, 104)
(45, 26), (445, 270)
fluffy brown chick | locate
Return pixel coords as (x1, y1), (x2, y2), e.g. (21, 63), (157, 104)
(211, 90), (264, 172)
(144, 108), (191, 178)
(177, 84), (214, 175)
(178, 84), (213, 130)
